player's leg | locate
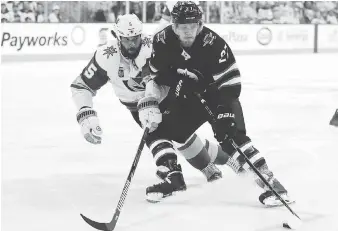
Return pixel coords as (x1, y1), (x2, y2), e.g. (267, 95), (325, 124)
(219, 99), (294, 206)
(144, 131), (187, 202)
(127, 110), (186, 202)
(202, 138), (228, 165)
(174, 133), (223, 182)
(172, 97), (244, 178)
(168, 97), (224, 182)
(130, 110), (223, 182)
(186, 135), (244, 173)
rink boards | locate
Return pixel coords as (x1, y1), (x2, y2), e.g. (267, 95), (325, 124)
(1, 23), (338, 62)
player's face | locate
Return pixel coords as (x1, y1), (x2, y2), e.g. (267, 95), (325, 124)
(174, 23), (199, 48)
(120, 35), (142, 56)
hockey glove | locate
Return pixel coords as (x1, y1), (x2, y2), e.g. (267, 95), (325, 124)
(137, 96), (162, 132)
(212, 105), (237, 143)
(76, 107), (103, 144)
(174, 68), (206, 99)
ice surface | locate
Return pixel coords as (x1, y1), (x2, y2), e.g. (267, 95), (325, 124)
(1, 53), (338, 231)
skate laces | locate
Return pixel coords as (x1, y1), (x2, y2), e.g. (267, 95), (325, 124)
(153, 171), (181, 189)
(226, 157), (242, 173)
(152, 170), (181, 188)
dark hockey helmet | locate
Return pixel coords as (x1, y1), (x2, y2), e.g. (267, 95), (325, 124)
(171, 1), (202, 24)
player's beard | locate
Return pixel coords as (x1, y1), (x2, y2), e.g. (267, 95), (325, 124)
(180, 36), (196, 48)
(120, 43), (141, 60)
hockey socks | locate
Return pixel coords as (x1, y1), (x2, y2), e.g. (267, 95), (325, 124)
(175, 134), (222, 181)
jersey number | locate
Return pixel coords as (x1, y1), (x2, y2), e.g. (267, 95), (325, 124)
(219, 46), (228, 64)
(84, 63), (98, 79)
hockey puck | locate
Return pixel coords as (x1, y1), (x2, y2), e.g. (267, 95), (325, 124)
(283, 223), (291, 229)
(282, 215), (302, 229)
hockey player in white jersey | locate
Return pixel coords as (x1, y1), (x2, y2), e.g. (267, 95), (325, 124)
(71, 14), (243, 201)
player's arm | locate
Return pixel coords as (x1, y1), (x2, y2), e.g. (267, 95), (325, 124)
(137, 57), (170, 133)
(71, 51), (109, 110)
(149, 30), (177, 87)
(137, 34), (173, 132)
(209, 38), (242, 142)
(210, 39), (241, 105)
(70, 51), (109, 144)
(144, 79), (170, 103)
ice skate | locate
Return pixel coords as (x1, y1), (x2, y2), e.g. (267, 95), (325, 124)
(201, 163), (222, 182)
(258, 178), (295, 207)
(147, 160), (187, 203)
(157, 162), (222, 183)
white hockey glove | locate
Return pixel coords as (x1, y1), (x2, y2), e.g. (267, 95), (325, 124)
(76, 107), (103, 144)
(137, 96), (162, 132)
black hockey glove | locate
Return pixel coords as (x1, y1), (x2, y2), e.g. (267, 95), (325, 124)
(212, 105), (237, 143)
(173, 68), (206, 99)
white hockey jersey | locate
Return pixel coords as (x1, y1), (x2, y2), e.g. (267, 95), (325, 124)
(71, 34), (167, 112)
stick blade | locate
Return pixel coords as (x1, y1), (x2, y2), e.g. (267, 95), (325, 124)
(330, 109), (338, 127)
(80, 214), (115, 231)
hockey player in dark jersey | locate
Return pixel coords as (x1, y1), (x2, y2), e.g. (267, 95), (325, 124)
(139, 1), (295, 206)
(71, 14), (233, 203)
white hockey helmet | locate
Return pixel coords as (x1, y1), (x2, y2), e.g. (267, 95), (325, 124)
(114, 14), (143, 38)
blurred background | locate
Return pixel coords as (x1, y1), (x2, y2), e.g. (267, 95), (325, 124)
(1, 1), (338, 24)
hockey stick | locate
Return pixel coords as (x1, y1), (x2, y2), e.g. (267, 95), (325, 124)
(80, 127), (150, 231)
(194, 93), (301, 220)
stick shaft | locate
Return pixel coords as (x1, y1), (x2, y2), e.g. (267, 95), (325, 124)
(195, 93), (300, 219)
(80, 127), (149, 231)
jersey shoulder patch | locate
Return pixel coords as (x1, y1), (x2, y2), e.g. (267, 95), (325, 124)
(202, 31), (217, 47)
(98, 40), (119, 59)
(202, 27), (229, 63)
(95, 40), (120, 69)
(200, 27), (221, 48)
(154, 30), (166, 44)
(101, 45), (118, 59)
(154, 25), (173, 45)
(141, 34), (153, 48)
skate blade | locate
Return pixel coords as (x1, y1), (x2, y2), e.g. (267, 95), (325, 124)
(146, 192), (166, 203)
(264, 199), (296, 208)
(207, 175), (222, 182)
(146, 188), (187, 203)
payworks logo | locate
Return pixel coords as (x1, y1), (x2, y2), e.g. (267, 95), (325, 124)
(1, 32), (68, 51)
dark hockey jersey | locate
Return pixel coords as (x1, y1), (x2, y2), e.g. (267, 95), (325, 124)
(149, 25), (241, 106)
